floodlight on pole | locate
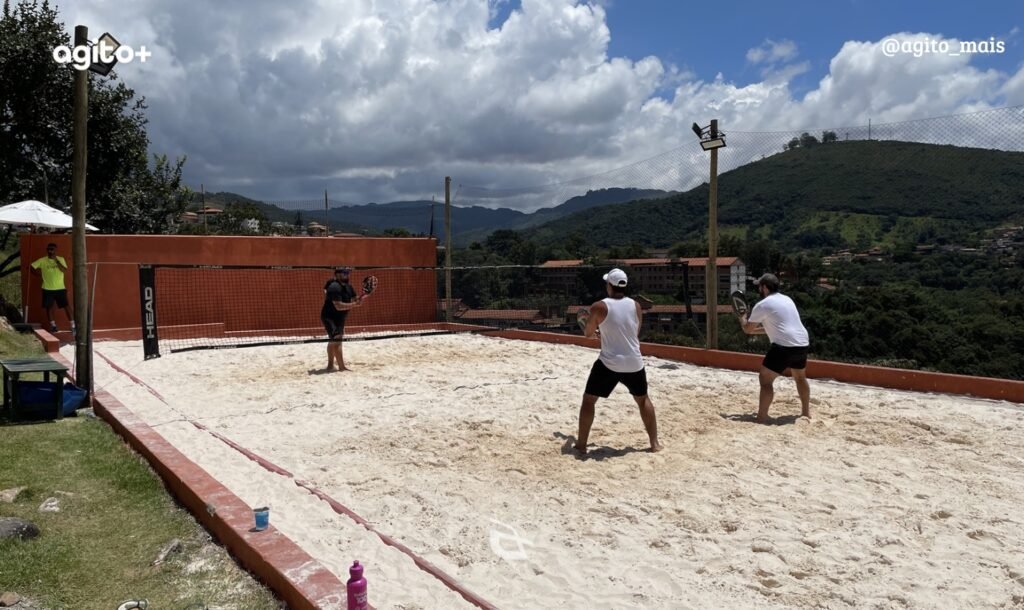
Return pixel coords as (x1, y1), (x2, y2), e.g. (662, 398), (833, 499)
(691, 119), (724, 349)
(692, 121), (726, 150)
(87, 32), (121, 76)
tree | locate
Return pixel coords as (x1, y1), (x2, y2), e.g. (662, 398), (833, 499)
(382, 227), (412, 237)
(484, 229), (523, 259)
(799, 132), (820, 148)
(821, 130), (838, 143)
(0, 0), (190, 233)
(785, 137), (800, 151)
(217, 201), (269, 235)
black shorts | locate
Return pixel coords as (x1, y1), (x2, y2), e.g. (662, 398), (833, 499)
(763, 344), (809, 374)
(42, 289), (68, 309)
(321, 314), (347, 341)
(584, 359), (648, 398)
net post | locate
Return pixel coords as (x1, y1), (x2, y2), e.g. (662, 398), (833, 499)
(139, 264), (160, 359)
(445, 177), (452, 323)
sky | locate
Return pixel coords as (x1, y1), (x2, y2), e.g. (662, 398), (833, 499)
(53, 0), (1024, 209)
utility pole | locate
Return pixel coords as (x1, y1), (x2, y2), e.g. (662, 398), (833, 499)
(324, 190), (330, 235)
(706, 119), (719, 349)
(444, 177), (452, 323)
(201, 183), (207, 232)
(71, 25), (91, 396)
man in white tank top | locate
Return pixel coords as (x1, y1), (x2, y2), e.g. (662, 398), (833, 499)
(741, 273), (811, 424)
(575, 268), (662, 455)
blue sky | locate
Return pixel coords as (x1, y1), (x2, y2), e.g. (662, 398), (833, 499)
(496, 0), (1022, 98)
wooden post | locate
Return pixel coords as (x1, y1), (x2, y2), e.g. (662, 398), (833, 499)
(324, 190), (330, 235)
(71, 25), (91, 396)
(201, 183), (207, 232)
(706, 119), (719, 350)
(445, 177), (452, 323)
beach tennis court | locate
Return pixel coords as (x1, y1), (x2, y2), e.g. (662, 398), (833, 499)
(71, 334), (1024, 609)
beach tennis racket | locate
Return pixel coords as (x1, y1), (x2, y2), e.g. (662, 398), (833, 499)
(730, 290), (749, 318)
(361, 275), (378, 298)
(577, 307), (590, 331)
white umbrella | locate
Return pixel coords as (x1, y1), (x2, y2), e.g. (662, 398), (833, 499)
(0, 200), (99, 231)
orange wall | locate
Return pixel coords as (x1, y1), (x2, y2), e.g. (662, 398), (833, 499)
(20, 235), (438, 333)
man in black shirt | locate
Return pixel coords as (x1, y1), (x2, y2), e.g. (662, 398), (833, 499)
(321, 267), (362, 371)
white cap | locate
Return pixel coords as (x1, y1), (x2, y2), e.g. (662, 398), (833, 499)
(603, 268), (628, 287)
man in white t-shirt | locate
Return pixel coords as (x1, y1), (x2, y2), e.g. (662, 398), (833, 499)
(741, 273), (811, 423)
(574, 268), (662, 455)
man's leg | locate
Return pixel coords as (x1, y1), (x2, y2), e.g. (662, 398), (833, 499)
(43, 298), (56, 332)
(63, 303), (75, 333)
(792, 368), (811, 418)
(337, 339), (349, 371)
(326, 341), (335, 370)
(574, 393), (598, 454)
(632, 394), (662, 452)
(757, 366), (780, 423)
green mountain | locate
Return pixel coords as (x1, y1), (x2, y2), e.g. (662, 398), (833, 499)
(195, 188), (672, 242)
(525, 141), (1024, 250)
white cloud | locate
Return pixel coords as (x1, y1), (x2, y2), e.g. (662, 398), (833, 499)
(746, 39), (798, 64)
(51, 2), (1024, 209)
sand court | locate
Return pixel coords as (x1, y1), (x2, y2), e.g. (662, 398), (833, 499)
(70, 334), (1024, 609)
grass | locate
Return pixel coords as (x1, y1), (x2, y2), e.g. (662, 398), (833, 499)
(0, 329), (282, 609)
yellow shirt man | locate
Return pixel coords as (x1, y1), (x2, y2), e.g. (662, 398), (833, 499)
(30, 243), (74, 334)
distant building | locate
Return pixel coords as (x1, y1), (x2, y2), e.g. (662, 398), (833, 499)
(537, 257), (745, 302)
(565, 304), (732, 333)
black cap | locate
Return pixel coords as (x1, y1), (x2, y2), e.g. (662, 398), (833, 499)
(335, 267), (350, 274)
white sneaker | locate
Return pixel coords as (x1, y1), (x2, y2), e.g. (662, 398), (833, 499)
(71, 322), (77, 337)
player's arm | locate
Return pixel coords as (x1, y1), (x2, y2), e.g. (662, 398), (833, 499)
(741, 305), (767, 335)
(332, 298), (362, 311)
(634, 301), (643, 338)
(55, 256), (67, 271)
(332, 288), (363, 311)
(584, 301), (606, 338)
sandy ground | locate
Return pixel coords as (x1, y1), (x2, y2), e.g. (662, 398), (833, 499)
(69, 334), (1024, 610)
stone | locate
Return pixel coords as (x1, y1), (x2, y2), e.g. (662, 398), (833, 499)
(38, 497), (60, 513)
(0, 591), (22, 606)
(0, 518), (40, 541)
(0, 487), (26, 503)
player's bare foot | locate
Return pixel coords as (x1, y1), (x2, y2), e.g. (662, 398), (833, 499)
(573, 443), (588, 455)
(650, 443), (663, 453)
(756, 415), (770, 424)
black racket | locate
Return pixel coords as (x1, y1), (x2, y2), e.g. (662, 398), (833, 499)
(730, 290), (749, 318)
(361, 275), (378, 298)
(577, 307), (590, 331)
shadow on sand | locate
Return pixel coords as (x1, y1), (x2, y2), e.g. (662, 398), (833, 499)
(719, 413), (804, 426)
(553, 431), (650, 461)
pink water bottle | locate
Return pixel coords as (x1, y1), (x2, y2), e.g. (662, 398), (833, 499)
(347, 560), (368, 610)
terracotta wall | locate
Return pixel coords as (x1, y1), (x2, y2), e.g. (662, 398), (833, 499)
(20, 235), (438, 334)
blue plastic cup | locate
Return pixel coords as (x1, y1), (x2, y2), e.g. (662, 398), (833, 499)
(253, 506), (270, 531)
